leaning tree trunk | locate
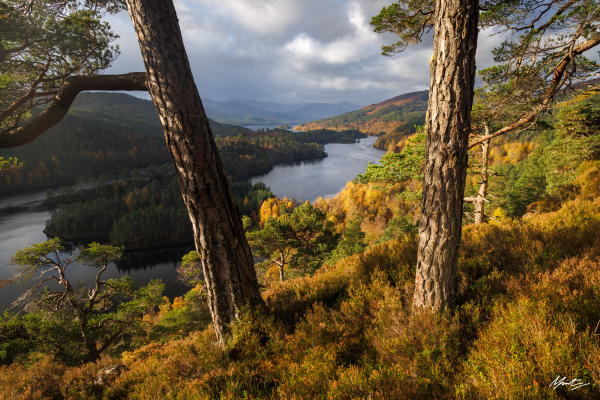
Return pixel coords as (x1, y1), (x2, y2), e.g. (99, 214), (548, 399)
(125, 0), (263, 345)
(413, 0), (479, 311)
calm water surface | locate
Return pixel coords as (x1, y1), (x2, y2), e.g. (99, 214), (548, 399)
(251, 136), (385, 202)
(242, 124), (296, 131)
(0, 208), (191, 311)
(0, 137), (385, 308)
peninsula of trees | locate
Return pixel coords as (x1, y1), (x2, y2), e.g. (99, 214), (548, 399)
(2, 0), (600, 398)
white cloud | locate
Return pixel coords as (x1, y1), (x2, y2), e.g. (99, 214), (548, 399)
(104, 1), (509, 105)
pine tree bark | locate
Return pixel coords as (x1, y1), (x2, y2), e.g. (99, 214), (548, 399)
(125, 0), (263, 345)
(473, 138), (490, 224)
(413, 0), (479, 311)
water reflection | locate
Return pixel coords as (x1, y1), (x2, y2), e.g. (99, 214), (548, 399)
(251, 136), (385, 202)
(1, 137), (383, 308)
(115, 243), (194, 273)
(0, 209), (193, 309)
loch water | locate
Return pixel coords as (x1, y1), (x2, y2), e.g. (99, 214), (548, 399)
(251, 136), (385, 202)
(0, 136), (385, 309)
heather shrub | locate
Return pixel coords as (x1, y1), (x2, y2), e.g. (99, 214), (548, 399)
(371, 297), (462, 394)
(575, 161), (600, 200)
(265, 235), (417, 327)
(276, 345), (339, 399)
(458, 298), (600, 399)
(0, 354), (65, 400)
(509, 252), (600, 332)
(354, 233), (418, 287)
(0, 353), (124, 399)
(264, 255), (356, 326)
(146, 287), (212, 343)
(340, 272), (472, 397)
(61, 356), (123, 400)
(457, 197), (600, 308)
(324, 364), (425, 400)
(109, 328), (222, 399)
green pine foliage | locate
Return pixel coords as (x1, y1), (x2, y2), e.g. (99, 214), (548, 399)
(248, 202), (340, 282)
(488, 94), (600, 218)
(1, 239), (165, 365)
(358, 131), (426, 184)
(326, 211), (367, 264)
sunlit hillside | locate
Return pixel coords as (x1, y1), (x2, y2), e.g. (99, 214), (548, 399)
(3, 90), (600, 399)
(295, 90), (428, 148)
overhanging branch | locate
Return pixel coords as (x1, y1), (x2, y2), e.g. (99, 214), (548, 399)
(469, 33), (600, 149)
(0, 73), (148, 149)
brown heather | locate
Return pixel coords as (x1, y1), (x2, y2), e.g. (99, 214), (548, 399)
(3, 163), (600, 399)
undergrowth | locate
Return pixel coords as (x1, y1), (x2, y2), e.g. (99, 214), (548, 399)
(2, 165), (600, 399)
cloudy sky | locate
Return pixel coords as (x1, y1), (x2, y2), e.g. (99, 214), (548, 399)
(105, 0), (506, 106)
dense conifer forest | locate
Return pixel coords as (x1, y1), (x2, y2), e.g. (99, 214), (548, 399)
(0, 94), (364, 190)
(4, 88), (600, 399)
(4, 93), (366, 248)
(43, 165), (274, 248)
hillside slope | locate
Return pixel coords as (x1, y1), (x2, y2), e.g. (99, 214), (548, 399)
(71, 92), (255, 138)
(0, 93), (257, 189)
(295, 90), (428, 143)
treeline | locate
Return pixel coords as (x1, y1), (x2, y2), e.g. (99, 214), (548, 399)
(372, 111), (426, 150)
(44, 165), (273, 248)
(215, 135), (326, 180)
(247, 128), (367, 144)
(214, 129), (366, 180)
(296, 103), (427, 135)
(0, 109), (272, 190)
(0, 110), (170, 189)
(0, 95), (361, 189)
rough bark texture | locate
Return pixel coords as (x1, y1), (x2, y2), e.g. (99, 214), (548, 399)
(125, 0), (263, 345)
(0, 73), (147, 149)
(413, 0), (478, 311)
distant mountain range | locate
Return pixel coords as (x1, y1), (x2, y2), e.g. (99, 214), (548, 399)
(201, 98), (363, 126)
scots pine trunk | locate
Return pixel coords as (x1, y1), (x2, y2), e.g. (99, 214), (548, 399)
(125, 0), (263, 345)
(413, 0), (478, 311)
(473, 138), (490, 224)
(278, 254), (285, 282)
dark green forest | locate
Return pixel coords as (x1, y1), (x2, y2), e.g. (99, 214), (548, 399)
(21, 93), (366, 248)
(44, 165), (273, 248)
(0, 93), (365, 190)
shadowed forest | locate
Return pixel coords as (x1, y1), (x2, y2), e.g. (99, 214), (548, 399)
(2, 0), (600, 398)
(2, 87), (600, 399)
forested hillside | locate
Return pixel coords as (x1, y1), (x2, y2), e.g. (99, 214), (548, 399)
(0, 93), (362, 190)
(13, 94), (366, 249)
(43, 164), (273, 248)
(3, 90), (600, 399)
(295, 90), (428, 149)
(0, 94), (255, 190)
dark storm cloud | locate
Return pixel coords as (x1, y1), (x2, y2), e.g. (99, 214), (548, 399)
(105, 1), (505, 105)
